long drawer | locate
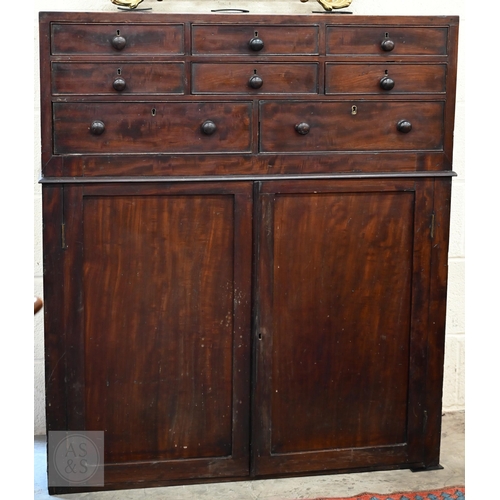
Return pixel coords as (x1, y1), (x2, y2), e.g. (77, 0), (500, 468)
(51, 62), (186, 95)
(259, 101), (445, 152)
(51, 23), (185, 55)
(53, 102), (253, 154)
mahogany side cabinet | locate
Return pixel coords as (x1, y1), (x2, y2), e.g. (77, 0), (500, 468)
(38, 11), (459, 494)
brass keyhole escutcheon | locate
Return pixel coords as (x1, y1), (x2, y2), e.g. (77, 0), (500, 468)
(351, 105), (358, 115)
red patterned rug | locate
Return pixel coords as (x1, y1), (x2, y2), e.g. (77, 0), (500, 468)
(311, 486), (465, 500)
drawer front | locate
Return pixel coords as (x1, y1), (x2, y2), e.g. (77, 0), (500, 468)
(51, 24), (184, 55)
(326, 27), (448, 55)
(192, 25), (319, 55)
(192, 63), (318, 94)
(51, 63), (185, 95)
(53, 102), (252, 154)
(325, 64), (447, 94)
(259, 101), (444, 152)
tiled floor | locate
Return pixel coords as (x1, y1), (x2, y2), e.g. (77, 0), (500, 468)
(34, 411), (464, 500)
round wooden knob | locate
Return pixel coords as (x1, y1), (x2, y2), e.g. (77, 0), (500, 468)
(111, 35), (127, 50)
(379, 76), (395, 91)
(201, 120), (217, 135)
(90, 120), (105, 135)
(248, 74), (263, 89)
(249, 37), (264, 51)
(381, 38), (395, 52)
(113, 77), (126, 91)
(295, 122), (310, 135)
(397, 120), (412, 133)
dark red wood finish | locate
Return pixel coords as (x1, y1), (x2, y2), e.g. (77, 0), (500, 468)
(325, 63), (447, 95)
(39, 12), (459, 493)
(51, 22), (185, 55)
(191, 24), (319, 55)
(51, 62), (186, 95)
(53, 101), (253, 154)
(191, 62), (319, 94)
(253, 178), (436, 475)
(325, 26), (448, 55)
(46, 182), (253, 491)
(259, 101), (444, 152)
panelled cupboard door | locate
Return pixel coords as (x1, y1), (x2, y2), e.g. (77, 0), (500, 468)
(253, 178), (439, 476)
(49, 181), (253, 488)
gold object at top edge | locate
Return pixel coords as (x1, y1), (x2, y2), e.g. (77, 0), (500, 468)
(111, 0), (145, 9)
(316, 0), (352, 11)
(109, 0), (353, 12)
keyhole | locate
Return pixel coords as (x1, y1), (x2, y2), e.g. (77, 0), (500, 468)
(254, 31), (258, 37)
(351, 105), (358, 115)
(151, 108), (156, 116)
(116, 30), (120, 36)
(385, 32), (389, 38)
(117, 68), (122, 75)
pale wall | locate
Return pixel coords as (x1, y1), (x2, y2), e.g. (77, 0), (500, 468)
(33, 0), (466, 435)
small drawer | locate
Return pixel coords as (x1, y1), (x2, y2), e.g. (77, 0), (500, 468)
(326, 26), (448, 56)
(51, 62), (185, 95)
(192, 63), (318, 94)
(192, 24), (319, 55)
(259, 101), (444, 153)
(51, 23), (184, 55)
(325, 64), (447, 94)
(53, 102), (252, 154)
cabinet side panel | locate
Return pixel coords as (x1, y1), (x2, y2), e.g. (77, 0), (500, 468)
(422, 178), (452, 466)
(82, 194), (235, 462)
(42, 185), (67, 430)
(270, 190), (414, 453)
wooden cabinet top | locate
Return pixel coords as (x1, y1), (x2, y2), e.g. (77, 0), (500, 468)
(39, 13), (459, 179)
(39, 12), (459, 24)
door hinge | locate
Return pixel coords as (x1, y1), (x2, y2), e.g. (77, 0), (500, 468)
(60, 186), (66, 249)
(61, 223), (66, 249)
(430, 213), (435, 239)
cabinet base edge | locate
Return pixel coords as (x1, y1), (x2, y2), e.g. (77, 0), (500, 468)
(410, 464), (444, 472)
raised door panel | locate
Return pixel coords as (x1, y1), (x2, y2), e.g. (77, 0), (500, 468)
(50, 182), (253, 489)
(253, 178), (435, 476)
